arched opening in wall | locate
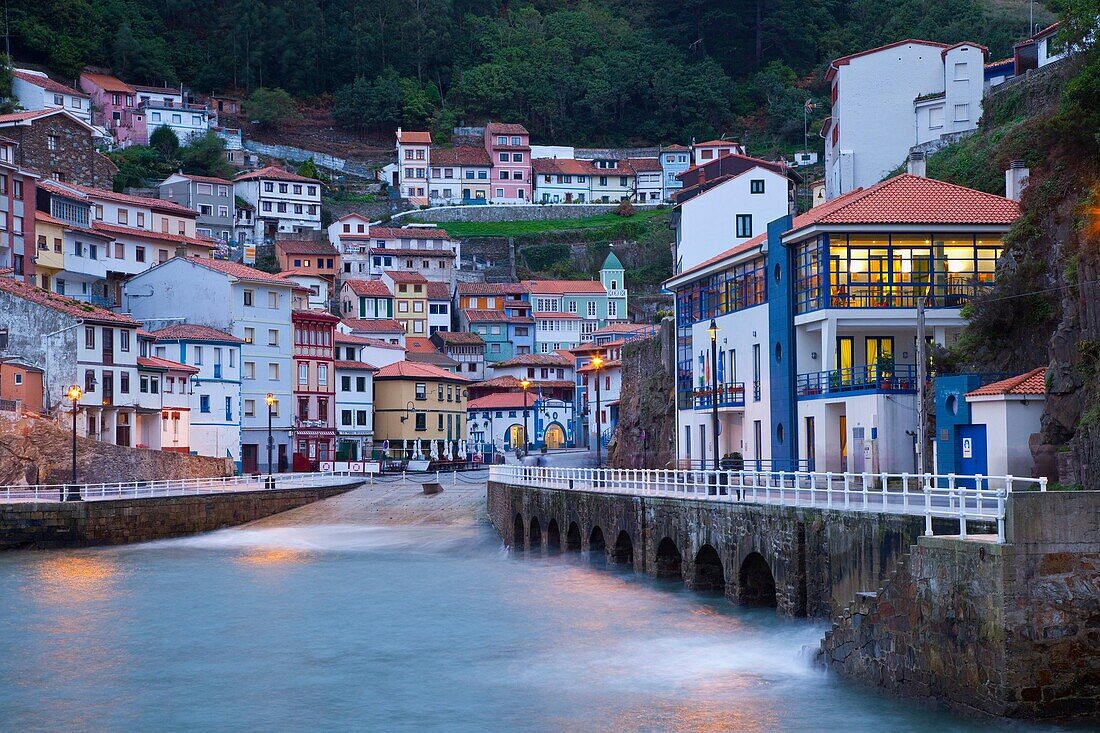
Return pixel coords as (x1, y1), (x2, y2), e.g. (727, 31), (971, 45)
(565, 522), (582, 552)
(588, 526), (606, 563)
(610, 530), (634, 565)
(655, 537), (683, 579)
(513, 514), (525, 550)
(528, 517), (542, 553)
(693, 544), (725, 593)
(739, 552), (777, 608)
(546, 519), (561, 554)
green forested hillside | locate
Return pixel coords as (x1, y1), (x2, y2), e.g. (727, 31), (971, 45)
(10, 0), (1050, 147)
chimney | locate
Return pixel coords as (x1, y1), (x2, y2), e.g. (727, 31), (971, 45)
(1005, 160), (1029, 201)
(907, 151), (926, 177)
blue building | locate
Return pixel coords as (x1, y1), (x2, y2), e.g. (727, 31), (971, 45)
(660, 144), (691, 201)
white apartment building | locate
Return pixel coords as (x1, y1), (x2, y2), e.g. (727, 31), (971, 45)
(233, 166), (322, 243)
(123, 257), (298, 473)
(138, 84), (213, 144)
(338, 225), (459, 285)
(395, 128), (432, 205)
(334, 333), (377, 461)
(11, 69), (91, 123)
(822, 39), (986, 200)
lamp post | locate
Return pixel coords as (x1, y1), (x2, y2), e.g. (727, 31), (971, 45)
(519, 378), (531, 457)
(265, 393), (275, 479)
(591, 355), (604, 468)
(65, 385), (83, 501)
(708, 319), (720, 471)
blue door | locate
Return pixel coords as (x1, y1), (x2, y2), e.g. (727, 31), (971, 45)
(958, 424), (988, 487)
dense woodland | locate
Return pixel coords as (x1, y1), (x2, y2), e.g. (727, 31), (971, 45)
(11, 0), (1051, 147)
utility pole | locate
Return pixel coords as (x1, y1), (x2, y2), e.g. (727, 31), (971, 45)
(916, 298), (927, 477)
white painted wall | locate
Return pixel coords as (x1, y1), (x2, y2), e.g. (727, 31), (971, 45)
(969, 397), (1043, 477)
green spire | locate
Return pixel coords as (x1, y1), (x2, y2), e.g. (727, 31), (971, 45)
(602, 249), (624, 270)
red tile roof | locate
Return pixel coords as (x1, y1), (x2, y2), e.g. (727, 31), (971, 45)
(532, 158), (599, 176)
(0, 276), (139, 325)
(591, 323), (652, 335)
(187, 257), (292, 285)
(492, 353), (572, 368)
(467, 392), (533, 410)
(827, 40), (951, 80)
(168, 172), (232, 186)
(487, 122), (529, 136)
(397, 130), (432, 144)
(425, 281), (451, 300)
(939, 42), (988, 59)
(0, 109), (66, 124)
(58, 181), (197, 216)
(375, 360), (470, 382)
(276, 240), (339, 256)
(695, 140), (742, 148)
(625, 158), (662, 172)
(150, 324), (243, 343)
(344, 279), (392, 297)
(80, 73), (134, 94)
(463, 309), (509, 322)
(431, 146), (492, 167)
(470, 375), (522, 391)
(524, 279), (606, 295)
(786, 174), (1020, 233)
(663, 144), (690, 152)
(138, 355), (200, 374)
(234, 166), (318, 184)
(13, 70), (87, 97)
(456, 282), (529, 296)
(667, 232), (767, 283)
(433, 331), (484, 345)
(404, 336), (437, 353)
(533, 311), (582, 319)
(370, 247), (455, 258)
(334, 331), (374, 345)
(91, 222), (215, 249)
(334, 360), (378, 371)
(966, 368), (1047, 397)
(384, 270), (428, 284)
(368, 226), (453, 240)
(342, 318), (406, 333)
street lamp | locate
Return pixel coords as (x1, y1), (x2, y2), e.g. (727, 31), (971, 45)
(708, 319), (720, 471)
(265, 393), (276, 478)
(590, 355), (604, 468)
(65, 385), (83, 501)
(519, 378), (531, 457)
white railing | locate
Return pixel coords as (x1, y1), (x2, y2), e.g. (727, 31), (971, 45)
(0, 471), (361, 503)
(490, 465), (1050, 543)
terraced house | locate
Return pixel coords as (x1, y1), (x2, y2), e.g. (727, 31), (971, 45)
(456, 282), (533, 363)
(524, 251), (628, 352)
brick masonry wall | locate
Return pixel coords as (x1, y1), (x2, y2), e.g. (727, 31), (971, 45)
(0, 482), (362, 550)
(10, 114), (117, 188)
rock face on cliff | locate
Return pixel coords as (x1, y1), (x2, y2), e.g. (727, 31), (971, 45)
(606, 319), (676, 468)
(0, 413), (234, 486)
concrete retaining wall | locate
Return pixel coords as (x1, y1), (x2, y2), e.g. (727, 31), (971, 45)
(0, 482), (362, 550)
(393, 203), (665, 224)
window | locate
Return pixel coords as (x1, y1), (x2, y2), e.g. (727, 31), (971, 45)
(342, 409), (353, 426)
(736, 214), (753, 238)
(268, 329), (279, 346)
(953, 61), (968, 81)
(356, 410), (368, 426)
(510, 136), (521, 145)
(512, 153), (522, 162)
(120, 330), (130, 352)
(85, 369), (95, 393)
(243, 289), (254, 307)
(750, 179), (765, 194)
(608, 300), (617, 317)
(356, 377), (366, 392)
(498, 153), (508, 163)
(929, 106), (945, 129)
(298, 362), (308, 385)
(120, 372), (129, 394)
(200, 395), (211, 413)
(268, 291), (279, 308)
(268, 362), (280, 380)
(318, 364), (328, 386)
(244, 361), (256, 379)
(341, 376), (351, 391)
(499, 170), (508, 180)
(244, 327), (255, 343)
(415, 412), (426, 431)
(85, 326), (95, 349)
(244, 399), (256, 417)
(47, 134), (59, 150)
(954, 104), (970, 122)
(117, 208), (128, 224)
(587, 301), (597, 317)
(415, 383), (427, 400)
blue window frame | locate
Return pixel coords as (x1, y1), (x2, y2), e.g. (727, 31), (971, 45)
(200, 394), (211, 413)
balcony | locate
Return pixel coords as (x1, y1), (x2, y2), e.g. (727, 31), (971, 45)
(796, 364), (918, 399)
(692, 382), (745, 410)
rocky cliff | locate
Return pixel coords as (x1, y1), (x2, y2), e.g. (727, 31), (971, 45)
(606, 319), (676, 468)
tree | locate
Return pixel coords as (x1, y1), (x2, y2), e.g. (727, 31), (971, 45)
(296, 157), (321, 181)
(181, 132), (232, 179)
(244, 87), (300, 129)
(0, 56), (15, 115)
(149, 125), (180, 160)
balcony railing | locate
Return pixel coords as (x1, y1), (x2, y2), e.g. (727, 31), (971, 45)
(796, 364), (919, 399)
(692, 382), (746, 410)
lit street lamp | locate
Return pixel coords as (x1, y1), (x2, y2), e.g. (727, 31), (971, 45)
(519, 378), (532, 457)
(590, 355), (604, 468)
(65, 385), (83, 502)
(265, 393), (276, 480)
(708, 319), (720, 471)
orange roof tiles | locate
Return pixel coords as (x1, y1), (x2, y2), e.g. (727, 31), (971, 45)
(492, 353), (572, 368)
(276, 240), (338, 256)
(234, 166), (318, 184)
(344, 279), (392, 297)
(0, 276), (139, 325)
(625, 157), (662, 172)
(384, 270), (428, 284)
(431, 147), (492, 167)
(532, 158), (599, 176)
(966, 368), (1047, 397)
(434, 330), (484, 345)
(91, 222), (214, 248)
(187, 257), (292, 284)
(168, 172), (232, 186)
(467, 392), (533, 410)
(397, 130), (432, 144)
(425, 282), (451, 300)
(341, 318), (406, 333)
(80, 73), (134, 94)
(334, 360), (378, 371)
(58, 181), (197, 216)
(487, 122), (529, 136)
(138, 355), (199, 374)
(524, 279), (605, 295)
(667, 232), (767, 283)
(375, 360), (471, 381)
(404, 336), (437, 353)
(150, 324), (244, 343)
(456, 282), (528, 296)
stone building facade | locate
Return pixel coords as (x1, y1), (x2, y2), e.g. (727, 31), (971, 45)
(0, 109), (117, 188)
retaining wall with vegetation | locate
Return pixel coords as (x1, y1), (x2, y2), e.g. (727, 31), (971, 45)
(393, 203), (664, 223)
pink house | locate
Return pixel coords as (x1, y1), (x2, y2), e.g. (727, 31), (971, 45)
(80, 72), (147, 147)
(484, 122), (531, 202)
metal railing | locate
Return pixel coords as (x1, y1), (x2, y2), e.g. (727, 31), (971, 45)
(0, 471), (359, 503)
(692, 382), (746, 409)
(796, 364), (918, 398)
(490, 465), (1049, 543)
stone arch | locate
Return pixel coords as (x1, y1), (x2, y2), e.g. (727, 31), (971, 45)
(528, 517), (542, 552)
(611, 529), (634, 565)
(565, 521), (582, 552)
(588, 526), (606, 562)
(693, 543), (725, 592)
(546, 518), (561, 553)
(739, 552), (777, 608)
(655, 537), (683, 579)
(513, 513), (525, 550)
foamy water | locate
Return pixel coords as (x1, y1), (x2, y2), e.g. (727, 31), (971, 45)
(0, 521), (1079, 732)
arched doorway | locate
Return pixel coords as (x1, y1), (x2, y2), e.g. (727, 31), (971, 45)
(694, 544), (725, 593)
(655, 537), (683, 579)
(611, 530), (634, 565)
(507, 424), (526, 450)
(513, 514), (525, 550)
(739, 552), (777, 608)
(565, 522), (582, 552)
(528, 517), (542, 552)
(544, 423), (566, 450)
(546, 519), (561, 553)
(588, 526), (606, 563)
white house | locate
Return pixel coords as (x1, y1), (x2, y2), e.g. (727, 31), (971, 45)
(532, 158), (596, 203)
(1014, 22), (1074, 75)
(629, 158), (664, 202)
(428, 146), (493, 204)
(328, 212), (372, 248)
(138, 83), (212, 144)
(123, 257), (298, 473)
(963, 368), (1046, 478)
(11, 69), (91, 123)
(278, 270), (331, 311)
(334, 332), (377, 461)
(342, 225), (459, 285)
(149, 323), (244, 467)
(671, 154), (796, 274)
(692, 139), (745, 165)
(135, 332), (199, 453)
(395, 128), (432, 205)
(822, 39), (986, 200)
(233, 166), (322, 243)
(426, 281), (451, 334)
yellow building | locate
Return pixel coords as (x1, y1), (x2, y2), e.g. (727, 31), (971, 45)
(374, 360), (469, 459)
(382, 270), (429, 336)
(33, 211), (67, 291)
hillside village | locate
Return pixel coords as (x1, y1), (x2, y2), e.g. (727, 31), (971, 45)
(0, 13), (1095, 490)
